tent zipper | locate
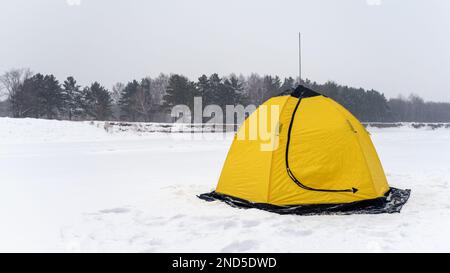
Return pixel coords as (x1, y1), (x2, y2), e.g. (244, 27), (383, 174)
(285, 94), (358, 194)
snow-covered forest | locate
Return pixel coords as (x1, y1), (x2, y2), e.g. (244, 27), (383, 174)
(1, 68), (450, 123)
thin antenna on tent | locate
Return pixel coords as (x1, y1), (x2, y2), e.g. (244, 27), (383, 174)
(298, 32), (302, 84)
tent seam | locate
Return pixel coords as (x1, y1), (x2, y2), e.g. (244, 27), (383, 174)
(266, 96), (290, 203)
(324, 98), (378, 197)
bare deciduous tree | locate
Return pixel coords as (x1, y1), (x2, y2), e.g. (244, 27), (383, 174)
(0, 68), (33, 114)
(150, 74), (169, 106)
(135, 80), (152, 122)
(111, 82), (125, 105)
(0, 68), (33, 98)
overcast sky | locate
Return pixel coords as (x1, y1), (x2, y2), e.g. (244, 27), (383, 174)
(0, 0), (449, 101)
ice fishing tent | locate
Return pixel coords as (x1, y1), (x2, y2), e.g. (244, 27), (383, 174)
(199, 85), (410, 215)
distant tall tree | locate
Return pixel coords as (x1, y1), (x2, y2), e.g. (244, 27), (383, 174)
(135, 78), (153, 121)
(83, 82), (113, 120)
(163, 74), (196, 112)
(10, 75), (38, 118)
(111, 82), (125, 105)
(39, 74), (63, 119)
(110, 82), (125, 120)
(119, 80), (140, 121)
(194, 73), (223, 106)
(62, 76), (82, 120)
(207, 73), (223, 105)
(150, 74), (169, 106)
(408, 94), (425, 122)
(0, 68), (32, 116)
(280, 77), (296, 91)
(245, 73), (264, 105)
(196, 74), (212, 105)
(118, 79), (154, 121)
(261, 75), (281, 100)
(362, 89), (390, 122)
(10, 73), (63, 119)
(222, 75), (247, 106)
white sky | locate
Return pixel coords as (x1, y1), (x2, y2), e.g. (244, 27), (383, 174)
(0, 0), (449, 101)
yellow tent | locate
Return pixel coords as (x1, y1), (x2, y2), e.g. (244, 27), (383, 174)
(200, 85), (410, 215)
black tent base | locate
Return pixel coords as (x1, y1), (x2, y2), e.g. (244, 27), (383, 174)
(198, 187), (411, 216)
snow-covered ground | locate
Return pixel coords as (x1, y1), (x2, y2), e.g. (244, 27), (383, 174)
(1, 117), (450, 252)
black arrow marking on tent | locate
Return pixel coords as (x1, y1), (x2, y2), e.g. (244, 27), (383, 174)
(285, 87), (358, 194)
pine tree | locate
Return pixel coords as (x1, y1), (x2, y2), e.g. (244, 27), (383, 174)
(163, 74), (196, 111)
(40, 74), (63, 119)
(280, 77), (296, 92)
(222, 75), (247, 106)
(118, 80), (140, 121)
(12, 73), (63, 119)
(261, 75), (281, 100)
(196, 74), (212, 105)
(62, 76), (82, 120)
(10, 75), (37, 118)
(84, 82), (113, 120)
(208, 73), (222, 105)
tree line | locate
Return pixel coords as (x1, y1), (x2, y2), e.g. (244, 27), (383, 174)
(1, 68), (450, 122)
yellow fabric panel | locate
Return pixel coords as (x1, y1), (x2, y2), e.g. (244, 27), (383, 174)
(327, 99), (389, 196)
(215, 96), (289, 203)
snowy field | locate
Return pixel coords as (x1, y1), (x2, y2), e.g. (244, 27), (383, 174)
(1, 118), (450, 252)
